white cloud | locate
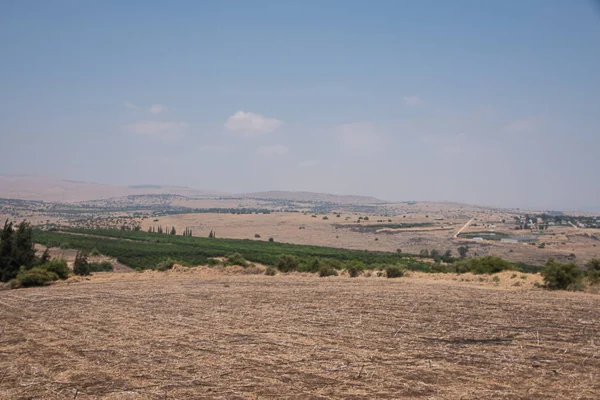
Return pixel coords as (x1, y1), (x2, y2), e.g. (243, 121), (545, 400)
(335, 122), (382, 151)
(403, 96), (423, 106)
(503, 116), (541, 134)
(257, 144), (288, 156)
(149, 104), (167, 114)
(124, 101), (140, 110)
(198, 145), (233, 154)
(298, 159), (319, 168)
(225, 111), (283, 136)
(122, 120), (189, 140)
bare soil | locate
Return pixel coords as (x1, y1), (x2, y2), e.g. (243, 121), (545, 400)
(1, 272), (598, 399)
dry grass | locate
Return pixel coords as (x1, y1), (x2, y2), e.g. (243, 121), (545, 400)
(1, 272), (599, 399)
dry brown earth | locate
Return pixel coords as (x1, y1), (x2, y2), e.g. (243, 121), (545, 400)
(1, 271), (598, 399)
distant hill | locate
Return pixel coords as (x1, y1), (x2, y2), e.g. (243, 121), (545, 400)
(229, 191), (386, 204)
(0, 175), (386, 205)
(0, 175), (226, 203)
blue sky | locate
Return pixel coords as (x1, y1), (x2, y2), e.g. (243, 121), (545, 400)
(1, 0), (599, 210)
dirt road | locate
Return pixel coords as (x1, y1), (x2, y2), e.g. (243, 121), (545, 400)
(454, 218), (474, 238)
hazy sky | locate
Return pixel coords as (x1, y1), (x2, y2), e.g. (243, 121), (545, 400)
(1, 1), (599, 210)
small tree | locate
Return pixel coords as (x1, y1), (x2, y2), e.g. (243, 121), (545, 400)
(541, 258), (583, 290)
(385, 266), (404, 278)
(170, 226), (176, 235)
(73, 251), (90, 276)
(457, 245), (469, 259)
(585, 258), (600, 285)
(276, 254), (299, 272)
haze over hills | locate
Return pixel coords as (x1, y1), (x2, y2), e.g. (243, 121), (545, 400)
(0, 175), (387, 205)
(228, 191), (385, 205)
(0, 175), (226, 203)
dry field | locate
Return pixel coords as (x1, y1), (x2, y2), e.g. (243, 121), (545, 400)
(144, 212), (600, 266)
(1, 271), (599, 399)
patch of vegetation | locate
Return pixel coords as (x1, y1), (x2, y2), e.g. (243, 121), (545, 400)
(385, 266), (404, 278)
(88, 261), (113, 272)
(10, 266), (58, 288)
(276, 254), (299, 272)
(318, 265), (337, 277)
(541, 258), (584, 291)
(585, 258), (600, 285)
(32, 229), (544, 276)
(224, 253), (251, 267)
(347, 265), (361, 277)
(40, 259), (71, 279)
(265, 266), (277, 276)
(155, 258), (177, 271)
(73, 251), (90, 276)
(452, 256), (515, 274)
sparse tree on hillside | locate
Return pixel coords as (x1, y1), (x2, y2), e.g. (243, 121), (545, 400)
(0, 220), (16, 282)
(170, 226), (176, 235)
(73, 251), (90, 276)
(458, 245), (469, 258)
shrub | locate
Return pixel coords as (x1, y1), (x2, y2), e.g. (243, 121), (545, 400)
(73, 251), (90, 276)
(206, 258), (220, 267)
(90, 248), (101, 256)
(276, 254), (299, 272)
(265, 266), (277, 276)
(300, 257), (323, 273)
(268, 237), (274, 242)
(347, 265), (360, 277)
(224, 253), (250, 267)
(430, 261), (450, 273)
(155, 258), (176, 271)
(322, 216), (329, 220)
(254, 234), (261, 238)
(318, 265), (337, 277)
(585, 258), (600, 285)
(12, 266), (59, 288)
(40, 259), (70, 280)
(452, 256), (515, 274)
(541, 258), (584, 291)
(385, 266), (404, 278)
(88, 261), (113, 273)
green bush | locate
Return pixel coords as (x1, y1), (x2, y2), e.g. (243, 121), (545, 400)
(73, 251), (90, 276)
(541, 258), (584, 291)
(265, 266), (277, 276)
(207, 258), (220, 267)
(39, 259), (70, 280)
(11, 266), (59, 288)
(318, 265), (337, 277)
(299, 257), (323, 273)
(385, 266), (404, 278)
(347, 265), (361, 277)
(155, 258), (177, 271)
(88, 261), (113, 273)
(585, 258), (600, 285)
(452, 256), (515, 274)
(276, 254), (299, 272)
(90, 248), (101, 256)
(430, 261), (450, 273)
(224, 253), (250, 267)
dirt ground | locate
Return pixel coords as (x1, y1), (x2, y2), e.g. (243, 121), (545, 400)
(143, 212), (600, 266)
(1, 272), (598, 399)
